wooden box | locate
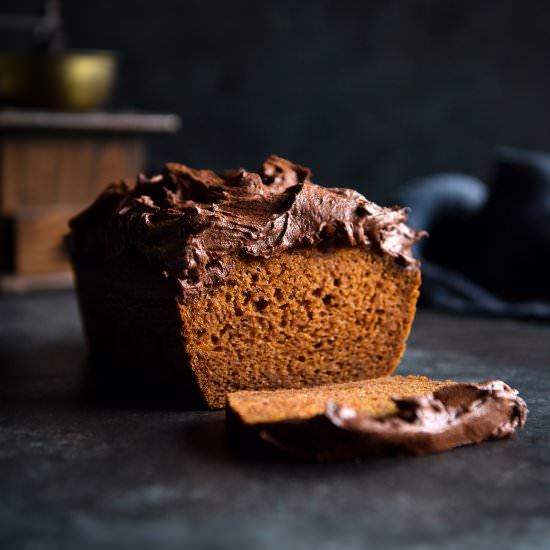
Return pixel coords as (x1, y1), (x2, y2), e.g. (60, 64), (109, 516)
(0, 110), (179, 291)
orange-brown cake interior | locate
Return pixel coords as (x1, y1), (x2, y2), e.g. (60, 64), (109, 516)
(228, 375), (454, 424)
(181, 246), (421, 409)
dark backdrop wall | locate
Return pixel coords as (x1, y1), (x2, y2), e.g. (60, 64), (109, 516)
(3, 0), (550, 201)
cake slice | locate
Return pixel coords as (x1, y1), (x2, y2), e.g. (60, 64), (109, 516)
(67, 156), (424, 409)
(227, 375), (528, 462)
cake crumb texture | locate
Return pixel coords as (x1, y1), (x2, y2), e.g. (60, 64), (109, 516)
(227, 375), (452, 424)
(182, 245), (420, 408)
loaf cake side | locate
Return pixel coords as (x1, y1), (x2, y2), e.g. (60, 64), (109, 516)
(68, 155), (425, 409)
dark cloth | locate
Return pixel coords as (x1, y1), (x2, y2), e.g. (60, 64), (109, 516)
(395, 147), (550, 320)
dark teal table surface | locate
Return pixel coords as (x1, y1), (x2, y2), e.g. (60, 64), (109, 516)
(1, 291), (549, 550)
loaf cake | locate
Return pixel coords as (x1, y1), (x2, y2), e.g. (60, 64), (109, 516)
(227, 376), (528, 462)
(67, 156), (424, 409)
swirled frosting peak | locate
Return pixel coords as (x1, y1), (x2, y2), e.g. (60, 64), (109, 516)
(68, 155), (424, 297)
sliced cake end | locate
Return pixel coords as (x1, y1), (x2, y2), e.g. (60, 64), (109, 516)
(227, 375), (528, 462)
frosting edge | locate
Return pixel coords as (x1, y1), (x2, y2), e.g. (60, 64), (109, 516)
(67, 155), (425, 298)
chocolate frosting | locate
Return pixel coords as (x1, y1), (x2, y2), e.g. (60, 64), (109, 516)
(68, 155), (424, 299)
(254, 380), (528, 462)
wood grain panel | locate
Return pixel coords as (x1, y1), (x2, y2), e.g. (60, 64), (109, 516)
(9, 205), (84, 275)
(0, 136), (146, 212)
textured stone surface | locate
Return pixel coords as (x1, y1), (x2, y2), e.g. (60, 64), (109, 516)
(1, 291), (549, 549)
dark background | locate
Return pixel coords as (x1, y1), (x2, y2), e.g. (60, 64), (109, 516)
(3, 0), (550, 201)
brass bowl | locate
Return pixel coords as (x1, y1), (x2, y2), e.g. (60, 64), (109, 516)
(0, 51), (117, 111)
